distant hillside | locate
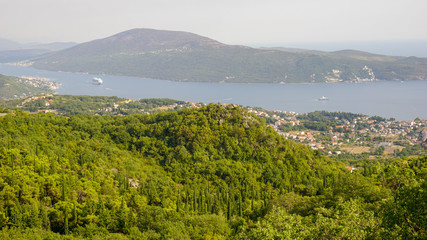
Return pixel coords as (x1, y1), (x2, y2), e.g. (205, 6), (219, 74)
(0, 49), (52, 63)
(259, 47), (326, 55)
(0, 38), (22, 51)
(0, 41), (77, 63)
(0, 74), (57, 100)
(25, 42), (77, 51)
(1, 94), (190, 115)
(31, 28), (427, 83)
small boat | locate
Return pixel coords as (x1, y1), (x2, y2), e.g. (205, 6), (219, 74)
(318, 96), (328, 101)
(92, 77), (103, 85)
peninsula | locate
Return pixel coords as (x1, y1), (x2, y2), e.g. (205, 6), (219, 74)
(29, 28), (427, 84)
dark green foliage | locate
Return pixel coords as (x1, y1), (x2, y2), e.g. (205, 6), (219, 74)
(5, 95), (187, 116)
(295, 110), (364, 131)
(0, 104), (424, 239)
(378, 156), (427, 239)
(397, 144), (427, 157)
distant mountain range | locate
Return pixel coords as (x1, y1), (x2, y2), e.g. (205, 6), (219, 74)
(11, 29), (427, 83)
(0, 39), (76, 63)
(0, 38), (22, 51)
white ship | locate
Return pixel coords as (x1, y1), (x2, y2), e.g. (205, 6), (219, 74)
(318, 96), (328, 101)
(92, 77), (103, 85)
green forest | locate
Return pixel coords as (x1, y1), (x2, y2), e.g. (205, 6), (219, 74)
(2, 95), (187, 116)
(0, 104), (425, 239)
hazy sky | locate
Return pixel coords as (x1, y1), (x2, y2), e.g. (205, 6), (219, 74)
(1, 0), (427, 45)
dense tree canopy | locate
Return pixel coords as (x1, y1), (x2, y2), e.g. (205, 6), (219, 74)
(0, 104), (425, 239)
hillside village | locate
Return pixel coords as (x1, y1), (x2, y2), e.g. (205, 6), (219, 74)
(248, 108), (427, 158)
(19, 76), (60, 90)
(0, 74), (59, 100)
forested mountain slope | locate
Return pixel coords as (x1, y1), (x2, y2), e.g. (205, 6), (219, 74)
(31, 28), (427, 83)
(0, 104), (425, 239)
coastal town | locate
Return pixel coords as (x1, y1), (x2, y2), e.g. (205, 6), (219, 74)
(0, 74), (60, 100)
(19, 76), (61, 90)
(248, 107), (427, 158)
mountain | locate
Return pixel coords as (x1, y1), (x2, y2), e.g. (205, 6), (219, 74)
(0, 41), (77, 63)
(0, 49), (52, 63)
(0, 38), (22, 51)
(30, 28), (427, 83)
(259, 46), (326, 55)
(24, 42), (77, 51)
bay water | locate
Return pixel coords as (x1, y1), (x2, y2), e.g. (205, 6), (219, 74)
(1, 64), (426, 120)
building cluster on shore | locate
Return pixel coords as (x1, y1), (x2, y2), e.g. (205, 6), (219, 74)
(19, 76), (60, 90)
(247, 107), (427, 154)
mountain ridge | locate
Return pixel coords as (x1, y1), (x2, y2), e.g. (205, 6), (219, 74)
(0, 38), (22, 51)
(0, 41), (77, 63)
(30, 28), (427, 83)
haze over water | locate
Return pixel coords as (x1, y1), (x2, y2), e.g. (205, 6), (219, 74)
(1, 64), (426, 121)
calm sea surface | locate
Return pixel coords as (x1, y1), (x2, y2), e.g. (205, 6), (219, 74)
(1, 64), (426, 120)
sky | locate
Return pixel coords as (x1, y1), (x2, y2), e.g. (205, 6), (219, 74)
(1, 0), (427, 47)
